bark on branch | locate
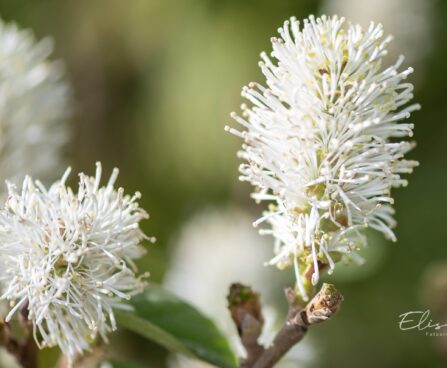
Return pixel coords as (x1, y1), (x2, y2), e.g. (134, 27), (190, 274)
(228, 283), (343, 368)
(0, 316), (37, 368)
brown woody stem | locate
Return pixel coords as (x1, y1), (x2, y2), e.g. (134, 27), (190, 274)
(228, 283), (343, 368)
(0, 304), (38, 368)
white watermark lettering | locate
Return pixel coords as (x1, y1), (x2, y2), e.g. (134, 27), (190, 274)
(399, 310), (447, 336)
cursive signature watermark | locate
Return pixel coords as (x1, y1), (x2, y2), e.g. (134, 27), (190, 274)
(399, 310), (447, 336)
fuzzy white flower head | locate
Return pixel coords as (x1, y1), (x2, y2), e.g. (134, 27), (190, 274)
(226, 15), (419, 300)
(0, 18), (70, 186)
(0, 163), (153, 359)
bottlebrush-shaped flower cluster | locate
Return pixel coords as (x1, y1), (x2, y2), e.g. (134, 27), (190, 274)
(227, 15), (418, 300)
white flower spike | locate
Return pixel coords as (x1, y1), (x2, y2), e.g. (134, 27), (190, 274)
(0, 163), (154, 360)
(226, 15), (419, 300)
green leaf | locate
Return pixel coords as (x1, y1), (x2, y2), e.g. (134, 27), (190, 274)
(114, 309), (193, 356)
(115, 285), (238, 368)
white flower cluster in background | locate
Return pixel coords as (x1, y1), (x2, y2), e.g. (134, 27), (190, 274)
(0, 18), (70, 188)
(0, 163), (153, 359)
(227, 15), (418, 300)
(165, 207), (275, 347)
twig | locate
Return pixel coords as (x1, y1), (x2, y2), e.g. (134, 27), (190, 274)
(0, 321), (37, 368)
(228, 283), (343, 368)
(227, 283), (264, 367)
(0, 305), (38, 368)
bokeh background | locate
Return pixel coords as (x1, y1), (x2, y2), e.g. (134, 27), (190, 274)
(0, 0), (446, 367)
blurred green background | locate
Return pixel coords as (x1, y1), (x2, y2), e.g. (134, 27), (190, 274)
(1, 0), (446, 367)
